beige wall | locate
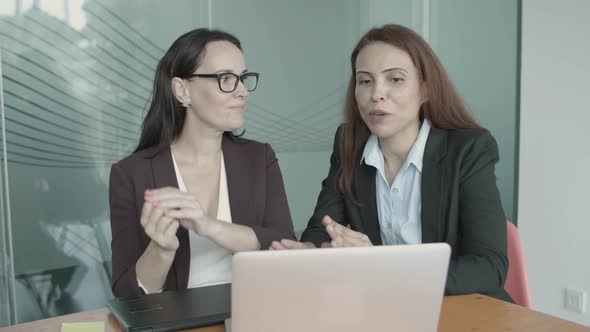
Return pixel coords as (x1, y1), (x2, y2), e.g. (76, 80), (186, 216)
(519, 0), (590, 326)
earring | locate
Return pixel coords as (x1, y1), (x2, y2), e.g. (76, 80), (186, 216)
(182, 101), (191, 108)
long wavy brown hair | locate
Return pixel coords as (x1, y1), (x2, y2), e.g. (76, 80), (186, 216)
(339, 24), (481, 205)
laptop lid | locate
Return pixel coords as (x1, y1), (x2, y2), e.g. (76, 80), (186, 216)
(107, 283), (230, 332)
(231, 243), (450, 332)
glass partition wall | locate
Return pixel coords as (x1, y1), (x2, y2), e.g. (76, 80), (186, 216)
(0, 0), (519, 324)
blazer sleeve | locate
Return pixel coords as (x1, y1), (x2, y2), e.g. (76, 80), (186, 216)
(445, 131), (509, 296)
(300, 126), (347, 247)
(109, 162), (144, 298)
(248, 144), (297, 249)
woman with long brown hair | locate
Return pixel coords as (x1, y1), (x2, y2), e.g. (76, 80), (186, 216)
(271, 24), (511, 302)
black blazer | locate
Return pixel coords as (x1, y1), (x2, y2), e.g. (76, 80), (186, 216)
(109, 135), (296, 298)
(301, 125), (512, 302)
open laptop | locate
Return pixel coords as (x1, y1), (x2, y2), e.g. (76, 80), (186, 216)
(107, 282), (230, 332)
(231, 243), (450, 332)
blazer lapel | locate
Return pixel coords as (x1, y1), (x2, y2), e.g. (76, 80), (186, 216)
(148, 145), (189, 290)
(150, 145), (178, 189)
(421, 128), (448, 244)
(354, 162), (382, 245)
(222, 135), (253, 228)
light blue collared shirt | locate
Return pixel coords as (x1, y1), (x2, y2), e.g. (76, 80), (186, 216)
(360, 120), (431, 245)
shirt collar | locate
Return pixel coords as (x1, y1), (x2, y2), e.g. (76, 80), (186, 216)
(406, 119), (431, 172)
(361, 134), (381, 167)
(361, 119), (431, 173)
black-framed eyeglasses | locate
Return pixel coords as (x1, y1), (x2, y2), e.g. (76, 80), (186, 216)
(189, 72), (259, 93)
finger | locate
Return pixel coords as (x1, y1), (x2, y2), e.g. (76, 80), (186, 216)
(155, 214), (176, 234)
(323, 216), (347, 237)
(321, 215), (336, 227)
(158, 197), (202, 210)
(322, 215), (356, 235)
(330, 229), (371, 247)
(320, 242), (332, 248)
(148, 186), (180, 195)
(144, 189), (154, 203)
(164, 208), (205, 222)
(324, 217), (367, 241)
(144, 206), (165, 235)
(140, 201), (154, 227)
(342, 227), (370, 240)
(178, 219), (193, 231)
(352, 232), (372, 246)
(148, 187), (193, 202)
(327, 225), (369, 247)
(325, 223), (341, 240)
(280, 239), (307, 249)
(270, 241), (287, 250)
(325, 224), (353, 245)
(330, 237), (344, 248)
(153, 219), (179, 250)
(163, 220), (180, 239)
(340, 234), (370, 247)
(333, 229), (363, 247)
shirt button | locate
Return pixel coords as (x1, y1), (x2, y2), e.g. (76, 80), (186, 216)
(393, 188), (399, 193)
(387, 223), (392, 229)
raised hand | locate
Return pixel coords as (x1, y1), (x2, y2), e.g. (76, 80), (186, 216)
(146, 187), (216, 238)
(322, 215), (372, 248)
(141, 189), (180, 253)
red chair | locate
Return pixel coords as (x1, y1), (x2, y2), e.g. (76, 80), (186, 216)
(505, 221), (533, 308)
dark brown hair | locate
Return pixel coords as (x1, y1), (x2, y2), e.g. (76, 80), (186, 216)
(339, 24), (481, 205)
(135, 28), (242, 152)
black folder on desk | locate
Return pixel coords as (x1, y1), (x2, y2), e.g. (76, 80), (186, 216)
(106, 283), (231, 332)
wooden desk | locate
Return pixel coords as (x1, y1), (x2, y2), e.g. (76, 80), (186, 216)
(438, 294), (590, 331)
(1, 294), (589, 332)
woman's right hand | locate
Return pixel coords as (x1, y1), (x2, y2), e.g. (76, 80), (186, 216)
(270, 239), (322, 250)
(140, 190), (180, 253)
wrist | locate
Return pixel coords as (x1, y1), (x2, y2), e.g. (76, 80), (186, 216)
(203, 217), (223, 240)
(148, 240), (176, 262)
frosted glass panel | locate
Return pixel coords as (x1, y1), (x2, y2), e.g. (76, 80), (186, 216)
(0, 48), (11, 326)
(213, 0), (360, 230)
(0, 0), (207, 323)
(430, 0), (519, 220)
(213, 0), (359, 152)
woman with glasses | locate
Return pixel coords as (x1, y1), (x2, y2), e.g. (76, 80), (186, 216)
(109, 28), (295, 298)
(271, 24), (512, 302)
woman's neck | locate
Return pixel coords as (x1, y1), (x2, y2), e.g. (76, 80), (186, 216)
(171, 115), (223, 164)
(378, 120), (421, 165)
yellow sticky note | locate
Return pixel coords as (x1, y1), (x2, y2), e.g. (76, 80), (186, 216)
(61, 321), (105, 332)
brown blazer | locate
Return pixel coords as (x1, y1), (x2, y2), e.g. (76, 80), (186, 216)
(109, 135), (296, 298)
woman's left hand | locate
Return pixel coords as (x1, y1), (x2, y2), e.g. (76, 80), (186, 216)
(146, 187), (218, 238)
(323, 215), (373, 247)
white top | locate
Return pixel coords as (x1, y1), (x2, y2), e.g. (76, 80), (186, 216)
(361, 120), (431, 245)
(173, 151), (233, 288)
(138, 151), (233, 293)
